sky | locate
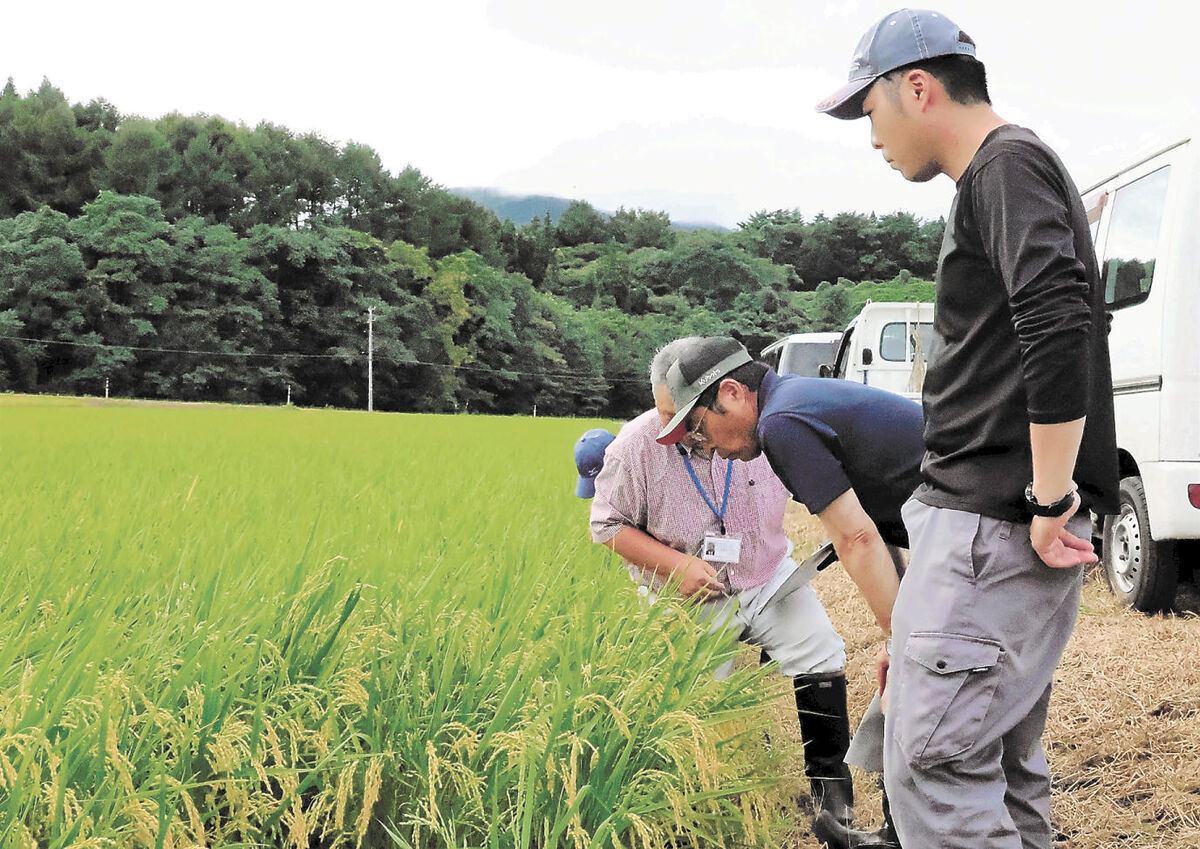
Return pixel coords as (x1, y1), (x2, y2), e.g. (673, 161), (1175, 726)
(7, 0), (1197, 228)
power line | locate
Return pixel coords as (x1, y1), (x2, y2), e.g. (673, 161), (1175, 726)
(0, 334), (338, 359)
(0, 333), (643, 384)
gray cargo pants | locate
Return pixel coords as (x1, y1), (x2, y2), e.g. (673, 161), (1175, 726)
(883, 498), (1086, 849)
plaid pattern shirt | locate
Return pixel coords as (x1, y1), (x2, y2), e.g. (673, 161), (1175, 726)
(590, 409), (791, 592)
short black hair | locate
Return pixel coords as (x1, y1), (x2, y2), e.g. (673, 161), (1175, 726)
(882, 53), (990, 106)
(695, 361), (768, 409)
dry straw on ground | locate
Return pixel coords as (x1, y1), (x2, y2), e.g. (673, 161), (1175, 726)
(772, 508), (1200, 849)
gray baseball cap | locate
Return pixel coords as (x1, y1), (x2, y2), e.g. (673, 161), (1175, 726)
(815, 8), (976, 120)
(655, 337), (753, 445)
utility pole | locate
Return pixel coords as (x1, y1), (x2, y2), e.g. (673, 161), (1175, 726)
(367, 306), (374, 412)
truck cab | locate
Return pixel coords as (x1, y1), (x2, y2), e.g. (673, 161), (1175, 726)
(821, 301), (933, 401)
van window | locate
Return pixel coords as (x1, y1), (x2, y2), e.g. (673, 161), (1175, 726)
(1102, 166), (1170, 310)
(880, 321), (933, 362)
(779, 341), (838, 377)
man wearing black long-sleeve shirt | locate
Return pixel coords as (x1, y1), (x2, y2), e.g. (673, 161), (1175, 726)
(817, 9), (1118, 849)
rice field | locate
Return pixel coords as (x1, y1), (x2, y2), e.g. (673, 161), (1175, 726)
(4, 395), (1198, 849)
(0, 396), (797, 849)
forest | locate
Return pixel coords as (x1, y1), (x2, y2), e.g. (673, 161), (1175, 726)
(0, 79), (941, 418)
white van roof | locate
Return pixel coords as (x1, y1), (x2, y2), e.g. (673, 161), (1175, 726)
(760, 331), (841, 357)
(1083, 134), (1192, 194)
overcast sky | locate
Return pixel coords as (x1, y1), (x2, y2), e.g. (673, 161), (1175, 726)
(7, 1), (1196, 228)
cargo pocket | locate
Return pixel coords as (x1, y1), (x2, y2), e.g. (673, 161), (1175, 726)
(894, 632), (1003, 766)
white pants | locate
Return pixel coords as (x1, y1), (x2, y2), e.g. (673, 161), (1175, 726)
(699, 562), (846, 679)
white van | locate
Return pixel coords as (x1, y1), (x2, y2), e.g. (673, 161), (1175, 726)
(1083, 132), (1200, 612)
(760, 331), (841, 378)
(821, 301), (933, 400)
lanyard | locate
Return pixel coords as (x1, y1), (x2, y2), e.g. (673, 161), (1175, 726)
(681, 451), (733, 535)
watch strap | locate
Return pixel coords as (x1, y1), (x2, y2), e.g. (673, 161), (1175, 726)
(1024, 483), (1076, 518)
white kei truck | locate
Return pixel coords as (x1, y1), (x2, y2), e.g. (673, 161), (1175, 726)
(1083, 131), (1200, 613)
(820, 301), (933, 400)
(761, 301), (933, 397)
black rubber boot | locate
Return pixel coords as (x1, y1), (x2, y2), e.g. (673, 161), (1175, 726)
(811, 809), (901, 849)
(811, 776), (902, 849)
(879, 782), (900, 846)
(793, 672), (855, 826)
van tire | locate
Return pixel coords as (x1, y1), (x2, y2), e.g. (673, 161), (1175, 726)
(1102, 476), (1179, 613)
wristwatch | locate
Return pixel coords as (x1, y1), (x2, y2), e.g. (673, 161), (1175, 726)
(1024, 483), (1076, 518)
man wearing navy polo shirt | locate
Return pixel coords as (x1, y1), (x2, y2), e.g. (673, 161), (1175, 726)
(656, 336), (926, 846)
(657, 335), (925, 639)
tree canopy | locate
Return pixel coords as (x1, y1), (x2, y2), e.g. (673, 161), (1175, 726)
(0, 79), (943, 419)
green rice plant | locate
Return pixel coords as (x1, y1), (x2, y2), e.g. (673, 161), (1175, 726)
(0, 397), (795, 848)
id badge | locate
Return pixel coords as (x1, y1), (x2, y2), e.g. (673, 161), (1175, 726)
(701, 532), (742, 564)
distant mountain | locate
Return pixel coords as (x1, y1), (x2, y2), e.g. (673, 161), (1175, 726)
(451, 188), (575, 226)
(670, 218), (731, 233)
(450, 187), (730, 232)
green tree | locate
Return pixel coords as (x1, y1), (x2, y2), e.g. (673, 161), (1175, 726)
(509, 214), (555, 287)
(292, 133), (339, 223)
(423, 249), (474, 405)
(239, 122), (306, 229)
(737, 209), (811, 289)
(151, 217), (280, 401)
(0, 207), (98, 391)
(531, 293), (608, 416)
(609, 206), (675, 249)
(249, 222), (364, 407)
(808, 280), (853, 330)
(335, 143), (391, 233)
(555, 199), (608, 247)
(663, 231), (791, 313)
(69, 192), (176, 394)
(168, 117), (254, 223)
(102, 118), (171, 196)
(383, 238), (455, 411)
(0, 79), (104, 217)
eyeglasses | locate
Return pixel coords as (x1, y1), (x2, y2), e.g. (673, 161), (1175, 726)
(685, 405), (712, 446)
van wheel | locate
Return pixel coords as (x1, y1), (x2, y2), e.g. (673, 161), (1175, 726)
(1102, 476), (1179, 613)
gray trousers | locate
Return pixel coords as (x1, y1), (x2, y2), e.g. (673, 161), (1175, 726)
(883, 498), (1085, 849)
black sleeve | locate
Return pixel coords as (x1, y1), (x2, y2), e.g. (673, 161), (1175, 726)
(971, 146), (1092, 424)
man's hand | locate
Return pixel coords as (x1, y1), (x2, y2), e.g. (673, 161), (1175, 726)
(677, 557), (726, 600)
(876, 642), (891, 713)
(1030, 491), (1097, 568)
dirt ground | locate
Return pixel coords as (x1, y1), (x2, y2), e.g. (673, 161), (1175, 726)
(773, 508), (1200, 848)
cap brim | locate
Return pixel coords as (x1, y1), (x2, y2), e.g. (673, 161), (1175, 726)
(655, 398), (699, 445)
(814, 76), (876, 120)
(575, 475), (597, 498)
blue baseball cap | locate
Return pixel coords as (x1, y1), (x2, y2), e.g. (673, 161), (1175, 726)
(574, 428), (615, 498)
(815, 8), (976, 120)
